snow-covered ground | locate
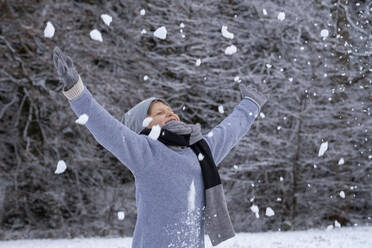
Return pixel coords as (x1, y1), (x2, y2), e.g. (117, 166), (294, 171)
(1, 226), (371, 248)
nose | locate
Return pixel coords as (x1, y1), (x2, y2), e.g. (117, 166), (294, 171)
(166, 110), (177, 119)
(166, 109), (174, 116)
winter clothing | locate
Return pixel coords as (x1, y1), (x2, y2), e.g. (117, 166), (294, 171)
(238, 83), (267, 110)
(140, 119), (235, 246)
(62, 76), (266, 248)
(160, 120), (203, 147)
(120, 97), (168, 134)
(53, 47), (79, 91)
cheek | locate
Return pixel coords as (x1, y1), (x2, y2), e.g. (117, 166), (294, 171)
(152, 116), (166, 125)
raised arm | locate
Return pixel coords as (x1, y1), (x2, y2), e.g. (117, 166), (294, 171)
(202, 84), (267, 166)
(53, 47), (151, 176)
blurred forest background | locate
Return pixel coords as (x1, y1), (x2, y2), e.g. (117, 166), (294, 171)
(0, 0), (371, 240)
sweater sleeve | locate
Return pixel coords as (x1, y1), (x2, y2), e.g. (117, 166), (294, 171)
(202, 98), (261, 166)
(62, 76), (152, 176)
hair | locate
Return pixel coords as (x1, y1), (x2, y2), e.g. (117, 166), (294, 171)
(147, 99), (169, 116)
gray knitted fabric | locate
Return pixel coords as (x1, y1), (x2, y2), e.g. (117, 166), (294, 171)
(53, 46), (79, 91)
(121, 97), (168, 134)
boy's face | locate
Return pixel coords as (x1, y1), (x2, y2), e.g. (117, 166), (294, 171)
(146, 102), (180, 128)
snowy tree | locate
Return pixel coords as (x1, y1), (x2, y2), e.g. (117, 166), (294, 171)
(0, 0), (370, 239)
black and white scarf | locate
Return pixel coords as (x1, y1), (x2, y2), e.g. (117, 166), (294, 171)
(139, 120), (235, 246)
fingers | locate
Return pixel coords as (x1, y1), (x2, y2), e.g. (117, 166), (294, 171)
(53, 46), (62, 55)
(53, 53), (59, 69)
(54, 46), (75, 68)
(238, 83), (247, 94)
(53, 46), (70, 74)
(52, 47), (79, 88)
(53, 46), (65, 62)
(53, 46), (68, 64)
(58, 61), (67, 74)
(53, 47), (61, 68)
(65, 56), (73, 67)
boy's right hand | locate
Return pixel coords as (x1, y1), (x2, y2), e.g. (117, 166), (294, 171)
(53, 46), (79, 91)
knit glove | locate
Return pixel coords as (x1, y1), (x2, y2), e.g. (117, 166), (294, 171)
(53, 46), (79, 91)
(238, 83), (268, 110)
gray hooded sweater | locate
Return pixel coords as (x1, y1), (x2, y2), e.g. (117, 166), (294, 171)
(63, 76), (262, 248)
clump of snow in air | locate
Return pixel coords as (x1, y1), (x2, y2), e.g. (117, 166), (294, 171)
(207, 131), (213, 137)
(318, 141), (328, 157)
(187, 180), (196, 211)
(117, 211), (125, 220)
(260, 112), (265, 118)
(75, 113), (89, 125)
(266, 64), (272, 68)
(180, 22), (185, 28)
(154, 26), (167, 39)
(149, 125), (161, 140)
(221, 25), (234, 39)
(142, 117), (152, 127)
(101, 14), (112, 26)
(44, 21), (55, 38)
(340, 191), (345, 199)
(225, 45), (237, 55)
(335, 220), (341, 228)
(233, 165), (238, 170)
(250, 204), (259, 218)
(320, 29), (329, 38)
(263, 9), (268, 15)
(141, 29), (147, 34)
(140, 9), (146, 15)
(277, 12), (286, 21)
(195, 58), (201, 66)
(90, 29), (103, 42)
(266, 207), (275, 217)
(280, 176), (284, 181)
(198, 153), (204, 161)
(55, 160), (67, 174)
(338, 157), (344, 165)
(218, 105), (224, 114)
(143, 75), (149, 80)
(234, 76), (241, 82)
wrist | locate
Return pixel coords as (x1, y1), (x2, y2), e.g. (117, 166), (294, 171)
(62, 75), (85, 100)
